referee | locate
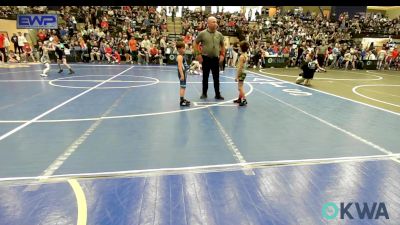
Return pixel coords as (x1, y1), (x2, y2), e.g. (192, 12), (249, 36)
(193, 16), (225, 100)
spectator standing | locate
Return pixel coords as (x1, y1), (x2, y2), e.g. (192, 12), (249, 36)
(10, 33), (18, 55)
(17, 32), (27, 55)
(0, 33), (5, 63)
(128, 36), (138, 64)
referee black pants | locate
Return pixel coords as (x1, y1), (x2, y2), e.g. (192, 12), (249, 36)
(202, 55), (221, 97)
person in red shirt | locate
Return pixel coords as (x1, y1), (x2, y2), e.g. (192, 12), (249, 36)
(23, 42), (36, 63)
(282, 45), (290, 55)
(149, 44), (161, 64)
(392, 47), (399, 60)
(0, 33), (5, 63)
(272, 42), (279, 54)
(391, 47), (399, 70)
(104, 44), (116, 63)
(101, 21), (109, 30)
(37, 29), (47, 42)
(113, 51), (121, 64)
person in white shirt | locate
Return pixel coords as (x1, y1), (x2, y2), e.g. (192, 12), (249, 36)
(158, 36), (167, 65)
(343, 50), (355, 70)
(367, 50), (376, 60)
(248, 9), (252, 21)
(159, 36), (167, 54)
(97, 30), (105, 39)
(377, 48), (387, 70)
(140, 35), (151, 50)
(40, 41), (51, 77)
(17, 32), (27, 56)
(140, 35), (151, 63)
(331, 44), (340, 68)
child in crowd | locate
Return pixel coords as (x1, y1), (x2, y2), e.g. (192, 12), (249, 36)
(40, 41), (51, 77)
(296, 52), (323, 86)
(189, 59), (202, 75)
(8, 50), (20, 63)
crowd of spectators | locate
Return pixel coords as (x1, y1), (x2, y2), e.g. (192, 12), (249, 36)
(178, 7), (399, 70)
(244, 9), (399, 70)
(0, 6), (48, 19)
(0, 6), (398, 70)
(1, 6), (173, 65)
